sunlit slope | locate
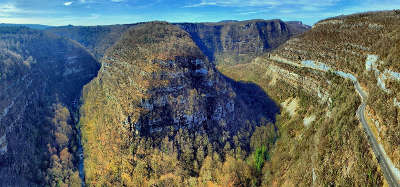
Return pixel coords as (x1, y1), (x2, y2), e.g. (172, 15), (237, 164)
(266, 10), (400, 170)
(80, 22), (279, 186)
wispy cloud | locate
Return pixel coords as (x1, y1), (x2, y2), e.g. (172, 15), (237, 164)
(0, 3), (22, 13)
(184, 0), (281, 8)
(279, 9), (295, 14)
(184, 0), (341, 8)
(1, 0), (400, 27)
(341, 0), (400, 14)
(184, 1), (217, 8)
(239, 11), (258, 15)
(0, 3), (47, 17)
(301, 5), (323, 11)
(89, 13), (100, 19)
(64, 2), (73, 6)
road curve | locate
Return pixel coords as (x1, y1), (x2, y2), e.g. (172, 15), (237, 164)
(354, 81), (400, 187)
(265, 56), (400, 186)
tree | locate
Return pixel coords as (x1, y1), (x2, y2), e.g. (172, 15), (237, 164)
(219, 156), (255, 186)
(59, 148), (73, 168)
(253, 146), (268, 172)
(198, 155), (222, 184)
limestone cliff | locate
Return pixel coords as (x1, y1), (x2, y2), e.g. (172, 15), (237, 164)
(268, 10), (400, 169)
(176, 19), (309, 65)
(46, 24), (135, 60)
(47, 20), (309, 66)
(79, 22), (279, 185)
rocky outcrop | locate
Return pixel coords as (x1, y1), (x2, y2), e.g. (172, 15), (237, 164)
(268, 10), (400, 170)
(47, 20), (309, 66)
(80, 22), (279, 185)
(175, 19), (309, 65)
(46, 24), (136, 60)
(285, 21), (312, 35)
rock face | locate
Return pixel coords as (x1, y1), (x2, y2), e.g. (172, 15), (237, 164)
(47, 20), (310, 65)
(80, 22), (279, 185)
(0, 26), (99, 186)
(267, 10), (400, 169)
(0, 19), (305, 186)
(175, 19), (309, 65)
(46, 24), (136, 60)
(285, 21), (312, 35)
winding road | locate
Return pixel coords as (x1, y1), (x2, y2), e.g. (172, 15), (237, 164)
(267, 56), (400, 186)
(354, 81), (400, 187)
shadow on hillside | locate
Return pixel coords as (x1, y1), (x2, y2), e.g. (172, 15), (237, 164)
(132, 63), (281, 164)
(0, 32), (101, 186)
(134, 59), (280, 140)
(222, 74), (280, 124)
(176, 24), (223, 62)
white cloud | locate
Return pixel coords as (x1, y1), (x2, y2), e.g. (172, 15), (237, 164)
(184, 1), (217, 8)
(0, 14), (144, 26)
(301, 5), (323, 11)
(279, 9), (295, 14)
(0, 3), (46, 16)
(184, 0), (281, 8)
(89, 13), (100, 19)
(341, 0), (400, 14)
(0, 3), (22, 13)
(111, 0), (124, 2)
(239, 11), (258, 15)
(184, 0), (341, 9)
(64, 1), (73, 6)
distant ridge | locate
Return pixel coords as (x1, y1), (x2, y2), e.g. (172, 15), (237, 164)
(218, 20), (239, 23)
(0, 23), (52, 30)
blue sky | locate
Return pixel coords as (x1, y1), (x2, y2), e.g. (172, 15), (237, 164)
(0, 0), (399, 26)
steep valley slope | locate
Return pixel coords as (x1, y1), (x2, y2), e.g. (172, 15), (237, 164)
(175, 20), (309, 66)
(46, 24), (135, 60)
(219, 10), (400, 186)
(1, 19), (307, 186)
(79, 22), (280, 186)
(0, 27), (100, 186)
(269, 10), (400, 172)
(46, 19), (309, 63)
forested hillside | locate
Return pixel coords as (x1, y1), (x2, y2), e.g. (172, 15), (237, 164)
(2, 11), (397, 186)
(0, 26), (99, 186)
(1, 19), (308, 186)
(267, 10), (400, 171)
(46, 24), (135, 60)
(79, 22), (280, 186)
(47, 19), (309, 64)
(219, 10), (400, 186)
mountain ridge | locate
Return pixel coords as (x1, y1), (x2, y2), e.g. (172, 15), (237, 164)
(46, 19), (310, 63)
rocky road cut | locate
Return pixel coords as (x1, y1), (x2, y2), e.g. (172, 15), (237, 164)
(270, 56), (400, 186)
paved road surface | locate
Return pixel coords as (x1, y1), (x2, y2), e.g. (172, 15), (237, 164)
(265, 56), (400, 186)
(354, 82), (399, 187)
